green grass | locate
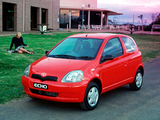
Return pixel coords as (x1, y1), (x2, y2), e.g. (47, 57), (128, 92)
(0, 32), (160, 104)
(0, 32), (76, 104)
(130, 34), (160, 61)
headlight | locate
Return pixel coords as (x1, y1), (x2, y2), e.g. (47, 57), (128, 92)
(24, 65), (30, 77)
(61, 70), (83, 83)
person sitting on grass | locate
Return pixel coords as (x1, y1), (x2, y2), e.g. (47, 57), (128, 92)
(9, 32), (34, 54)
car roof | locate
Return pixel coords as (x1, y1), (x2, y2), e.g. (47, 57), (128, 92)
(69, 33), (128, 39)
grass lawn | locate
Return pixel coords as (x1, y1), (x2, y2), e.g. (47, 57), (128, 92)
(0, 32), (160, 104)
(130, 34), (160, 61)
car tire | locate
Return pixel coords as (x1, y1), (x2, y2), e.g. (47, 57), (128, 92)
(130, 69), (143, 91)
(80, 82), (100, 110)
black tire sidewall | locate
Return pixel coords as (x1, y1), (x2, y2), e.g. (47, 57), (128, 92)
(83, 82), (100, 110)
(130, 69), (143, 90)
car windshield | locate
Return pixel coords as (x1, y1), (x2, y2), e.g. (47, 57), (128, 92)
(47, 37), (103, 60)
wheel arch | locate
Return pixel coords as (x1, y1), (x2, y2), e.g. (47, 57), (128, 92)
(90, 78), (102, 94)
(138, 66), (144, 76)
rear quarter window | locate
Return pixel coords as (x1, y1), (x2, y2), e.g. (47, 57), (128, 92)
(121, 37), (136, 52)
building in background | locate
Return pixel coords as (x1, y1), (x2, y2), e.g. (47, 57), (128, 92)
(0, 0), (59, 32)
(60, 0), (97, 8)
(0, 0), (122, 32)
(59, 0), (122, 29)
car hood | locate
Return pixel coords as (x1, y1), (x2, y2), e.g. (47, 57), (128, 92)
(30, 57), (91, 81)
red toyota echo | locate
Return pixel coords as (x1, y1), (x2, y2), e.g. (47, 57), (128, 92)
(22, 33), (144, 110)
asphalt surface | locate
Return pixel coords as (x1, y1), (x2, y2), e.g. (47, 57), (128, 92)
(0, 58), (160, 120)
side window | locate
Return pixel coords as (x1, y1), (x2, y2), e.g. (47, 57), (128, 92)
(102, 37), (123, 58)
(121, 37), (136, 52)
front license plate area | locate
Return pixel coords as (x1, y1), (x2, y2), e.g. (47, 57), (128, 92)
(33, 83), (48, 89)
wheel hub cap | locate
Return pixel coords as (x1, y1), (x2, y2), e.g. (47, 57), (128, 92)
(87, 87), (99, 107)
(136, 73), (143, 88)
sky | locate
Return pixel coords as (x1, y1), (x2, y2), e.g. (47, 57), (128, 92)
(97, 0), (160, 25)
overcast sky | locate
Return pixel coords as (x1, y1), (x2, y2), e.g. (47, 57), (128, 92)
(97, 0), (160, 25)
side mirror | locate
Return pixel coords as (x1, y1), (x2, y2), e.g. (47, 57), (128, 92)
(101, 55), (114, 63)
(45, 50), (50, 54)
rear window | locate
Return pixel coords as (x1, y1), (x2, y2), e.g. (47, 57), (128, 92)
(121, 37), (136, 52)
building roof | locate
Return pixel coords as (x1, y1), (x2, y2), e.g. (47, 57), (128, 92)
(60, 6), (123, 15)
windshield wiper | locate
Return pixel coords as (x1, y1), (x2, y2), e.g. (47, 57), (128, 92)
(78, 56), (94, 60)
(48, 55), (94, 60)
(48, 54), (77, 59)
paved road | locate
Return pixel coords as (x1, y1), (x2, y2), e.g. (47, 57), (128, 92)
(1, 58), (160, 120)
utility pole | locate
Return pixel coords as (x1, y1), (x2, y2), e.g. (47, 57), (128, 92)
(133, 14), (134, 25)
(82, 4), (85, 31)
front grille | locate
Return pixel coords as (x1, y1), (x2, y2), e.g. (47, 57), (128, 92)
(30, 89), (59, 97)
(31, 74), (57, 81)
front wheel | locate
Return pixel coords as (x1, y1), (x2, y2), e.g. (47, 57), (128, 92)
(80, 82), (100, 110)
(130, 69), (143, 91)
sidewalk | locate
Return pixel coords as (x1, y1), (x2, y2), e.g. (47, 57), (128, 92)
(63, 29), (160, 35)
(0, 29), (160, 36)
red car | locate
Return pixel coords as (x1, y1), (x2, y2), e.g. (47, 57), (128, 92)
(22, 33), (144, 110)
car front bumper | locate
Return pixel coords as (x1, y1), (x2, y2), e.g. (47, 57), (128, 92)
(21, 75), (88, 103)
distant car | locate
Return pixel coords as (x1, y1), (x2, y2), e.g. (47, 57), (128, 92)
(22, 33), (144, 110)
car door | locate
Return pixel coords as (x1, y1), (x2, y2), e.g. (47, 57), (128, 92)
(100, 37), (128, 92)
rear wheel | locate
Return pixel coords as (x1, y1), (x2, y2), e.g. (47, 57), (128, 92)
(80, 82), (100, 110)
(130, 69), (143, 90)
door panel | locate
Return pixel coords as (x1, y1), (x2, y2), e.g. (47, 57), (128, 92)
(102, 56), (128, 90)
(100, 37), (129, 91)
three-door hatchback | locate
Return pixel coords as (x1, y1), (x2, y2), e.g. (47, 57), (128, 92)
(22, 33), (144, 110)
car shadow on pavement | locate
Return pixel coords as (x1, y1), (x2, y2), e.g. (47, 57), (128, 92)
(27, 97), (81, 111)
(25, 85), (133, 111)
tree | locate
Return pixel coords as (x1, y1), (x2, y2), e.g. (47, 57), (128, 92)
(154, 13), (160, 24)
(144, 13), (160, 31)
(138, 15), (143, 31)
